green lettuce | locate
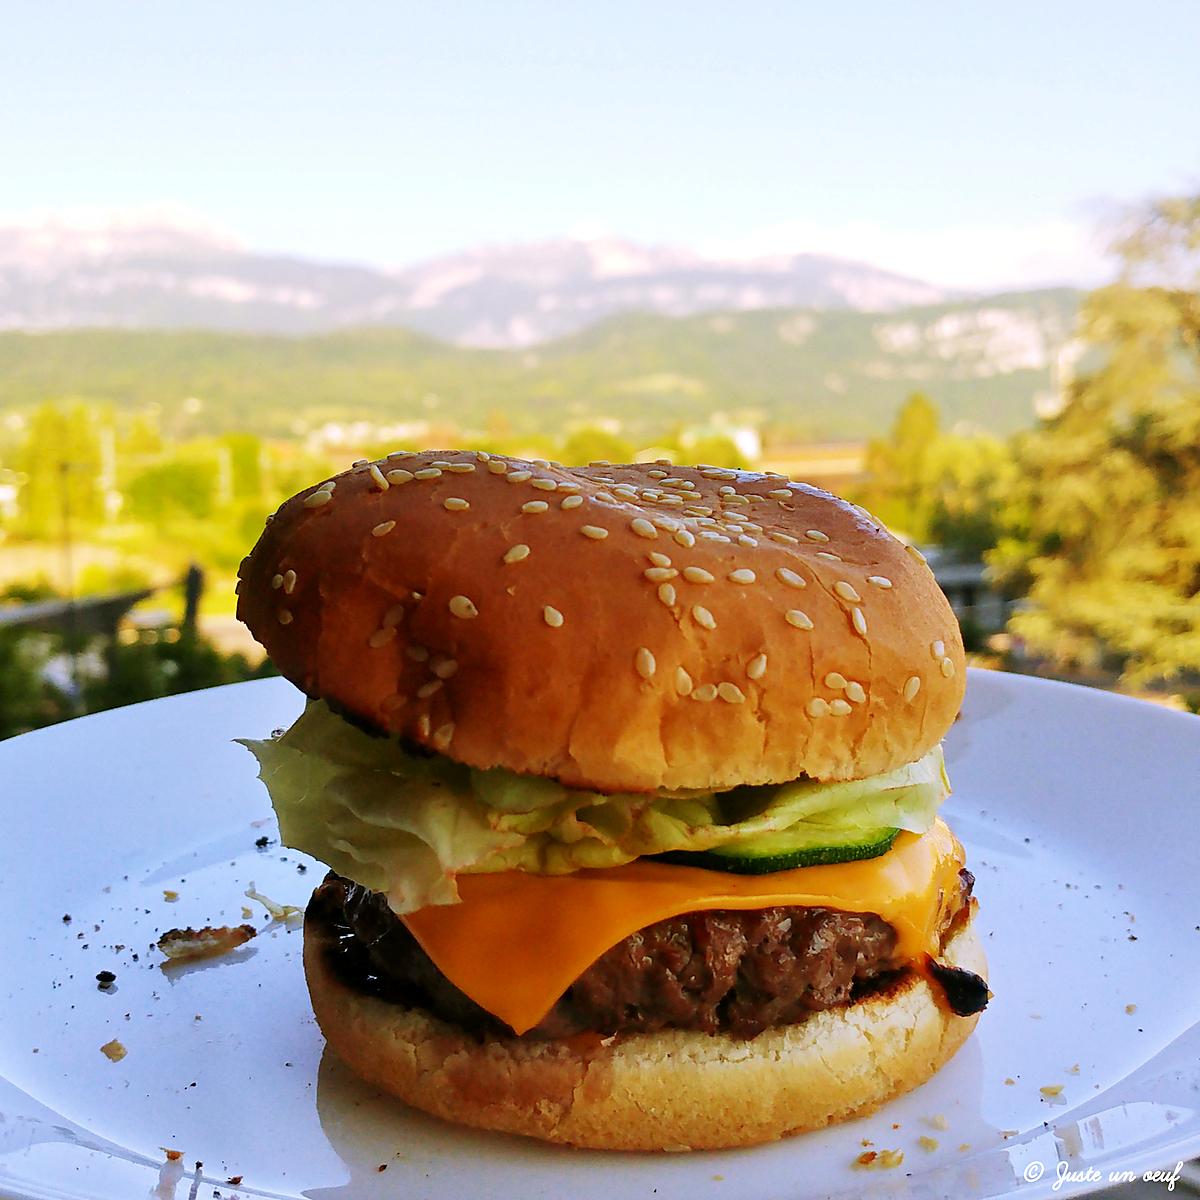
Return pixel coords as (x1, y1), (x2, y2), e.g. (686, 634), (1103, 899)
(239, 700), (949, 913)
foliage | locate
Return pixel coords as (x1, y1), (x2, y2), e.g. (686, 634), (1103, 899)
(989, 195), (1200, 684)
(11, 402), (108, 537)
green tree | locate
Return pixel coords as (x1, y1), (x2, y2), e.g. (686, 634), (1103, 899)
(989, 195), (1200, 683)
(15, 402), (106, 538)
(559, 428), (635, 466)
(858, 392), (942, 539)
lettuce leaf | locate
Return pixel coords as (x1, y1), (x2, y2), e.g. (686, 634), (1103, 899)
(239, 700), (950, 913)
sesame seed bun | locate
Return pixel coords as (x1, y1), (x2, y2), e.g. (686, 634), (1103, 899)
(237, 453), (965, 792)
(302, 905), (985, 1151)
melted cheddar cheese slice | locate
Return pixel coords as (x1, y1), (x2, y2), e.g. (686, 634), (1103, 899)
(401, 818), (965, 1035)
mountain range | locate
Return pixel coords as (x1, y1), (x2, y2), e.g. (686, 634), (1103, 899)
(0, 215), (959, 347)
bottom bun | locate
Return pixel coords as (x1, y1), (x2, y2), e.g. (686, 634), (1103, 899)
(303, 912), (985, 1151)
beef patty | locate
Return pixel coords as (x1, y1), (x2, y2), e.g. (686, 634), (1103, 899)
(308, 867), (975, 1039)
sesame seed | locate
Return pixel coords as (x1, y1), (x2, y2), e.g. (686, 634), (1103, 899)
(867, 575), (893, 589)
(906, 543), (928, 563)
(447, 462), (475, 473)
(283, 569), (297, 594)
(508, 470), (533, 484)
(769, 531), (799, 545)
(631, 517), (658, 539)
(431, 460), (452, 469)
(692, 683), (718, 703)
(416, 714), (431, 739)
(846, 681), (867, 704)
(904, 675), (922, 702)
(648, 551), (672, 567)
(829, 698), (853, 716)
(825, 672), (848, 689)
(561, 495), (584, 510)
(543, 605), (565, 628)
(368, 627), (397, 649)
(278, 609), (293, 625)
(834, 581), (862, 603)
(352, 458), (368, 467)
(852, 608), (869, 637)
(372, 520), (396, 537)
(722, 494), (750, 507)
(522, 500), (549, 514)
(807, 697), (829, 718)
(532, 458), (550, 468)
(657, 583), (677, 607)
(417, 680), (443, 700)
(805, 529), (830, 543)
(931, 640), (946, 658)
(414, 468), (442, 481)
(718, 486), (736, 496)
(531, 477), (557, 491)
(717, 681), (745, 704)
(675, 667), (693, 695)
(271, 573), (283, 589)
(673, 529), (696, 548)
(432, 723), (455, 749)
(386, 468), (414, 485)
(644, 567), (678, 582)
(503, 543), (530, 564)
(940, 656), (956, 678)
(386, 451), (410, 459)
(785, 609), (814, 630)
(303, 490), (332, 508)
(692, 605), (716, 630)
(614, 485), (638, 499)
(487, 459), (508, 475)
(405, 645), (430, 662)
(383, 604), (406, 628)
(443, 497), (470, 511)
(747, 653), (767, 680)
(728, 568), (757, 584)
(581, 525), (609, 540)
(431, 658), (459, 679)
(683, 566), (714, 584)
(449, 595), (478, 619)
(369, 464), (389, 490)
(816, 551), (843, 562)
(776, 567), (806, 589)
(768, 488), (792, 500)
(476, 451), (491, 461)
(588, 459), (611, 466)
(737, 535), (759, 548)
(635, 647), (656, 679)
(659, 494), (685, 506)
(648, 469), (669, 479)
(652, 516), (680, 531)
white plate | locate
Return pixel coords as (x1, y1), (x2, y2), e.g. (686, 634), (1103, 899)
(0, 670), (1198, 1200)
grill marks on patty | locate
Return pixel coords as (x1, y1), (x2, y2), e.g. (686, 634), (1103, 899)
(310, 868), (975, 1039)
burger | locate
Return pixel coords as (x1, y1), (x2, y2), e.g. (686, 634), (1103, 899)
(236, 451), (987, 1151)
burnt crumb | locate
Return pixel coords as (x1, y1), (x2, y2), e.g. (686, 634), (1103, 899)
(926, 957), (990, 1016)
(255, 835), (271, 849)
(226, 1179), (243, 1187)
(297, 863), (307, 873)
(62, 914), (72, 924)
(96, 970), (117, 989)
(377, 1163), (388, 1172)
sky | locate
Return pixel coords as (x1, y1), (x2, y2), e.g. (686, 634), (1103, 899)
(2, 0), (1198, 289)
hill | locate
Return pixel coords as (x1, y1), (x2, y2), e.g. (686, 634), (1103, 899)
(0, 288), (1080, 442)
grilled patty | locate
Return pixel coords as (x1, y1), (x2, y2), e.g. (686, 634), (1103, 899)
(308, 866), (975, 1039)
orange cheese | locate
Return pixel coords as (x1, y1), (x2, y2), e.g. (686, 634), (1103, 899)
(401, 818), (965, 1035)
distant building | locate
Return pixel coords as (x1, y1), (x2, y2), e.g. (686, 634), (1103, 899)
(760, 441), (868, 492)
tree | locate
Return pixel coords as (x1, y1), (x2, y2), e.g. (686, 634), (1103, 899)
(14, 402), (107, 538)
(858, 392), (942, 540)
(989, 195), (1200, 684)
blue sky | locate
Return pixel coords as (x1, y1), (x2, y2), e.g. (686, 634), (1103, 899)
(2, 1), (1197, 287)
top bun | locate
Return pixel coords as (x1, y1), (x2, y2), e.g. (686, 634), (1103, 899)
(237, 453), (965, 793)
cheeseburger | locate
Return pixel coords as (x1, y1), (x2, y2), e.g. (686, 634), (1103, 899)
(236, 452), (987, 1151)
